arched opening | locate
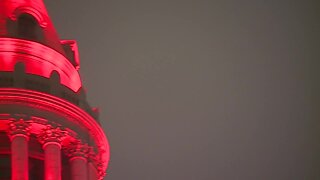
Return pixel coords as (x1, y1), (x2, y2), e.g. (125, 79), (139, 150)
(17, 14), (43, 41)
(13, 62), (26, 88)
(50, 70), (61, 84)
(14, 62), (26, 73)
(50, 70), (61, 95)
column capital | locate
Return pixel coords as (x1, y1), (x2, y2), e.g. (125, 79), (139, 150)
(86, 148), (107, 179)
(7, 119), (31, 140)
(64, 140), (89, 160)
(87, 147), (97, 162)
(38, 125), (66, 147)
(97, 161), (106, 180)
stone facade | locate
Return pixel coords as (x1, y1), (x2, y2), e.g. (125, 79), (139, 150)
(0, 0), (109, 179)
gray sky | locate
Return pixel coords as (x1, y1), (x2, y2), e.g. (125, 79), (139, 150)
(44, 1), (320, 179)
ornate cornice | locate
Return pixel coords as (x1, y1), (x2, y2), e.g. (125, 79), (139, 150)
(0, 88), (110, 172)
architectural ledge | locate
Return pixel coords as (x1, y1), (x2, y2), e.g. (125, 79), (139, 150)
(0, 88), (110, 172)
(0, 38), (81, 92)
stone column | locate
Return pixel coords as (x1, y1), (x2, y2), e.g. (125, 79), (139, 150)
(8, 119), (30, 180)
(88, 161), (98, 180)
(65, 140), (89, 180)
(38, 126), (65, 180)
(87, 148), (104, 180)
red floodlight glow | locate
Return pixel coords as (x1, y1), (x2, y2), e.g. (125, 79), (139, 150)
(0, 38), (82, 92)
(0, 0), (48, 22)
(0, 88), (110, 171)
(0, 0), (110, 178)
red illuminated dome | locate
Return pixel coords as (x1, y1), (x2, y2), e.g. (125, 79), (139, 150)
(0, 0), (110, 180)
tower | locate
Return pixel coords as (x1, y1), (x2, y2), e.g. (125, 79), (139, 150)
(0, 0), (110, 180)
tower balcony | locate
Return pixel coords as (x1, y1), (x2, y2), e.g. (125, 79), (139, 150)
(0, 37), (99, 120)
(0, 37), (81, 91)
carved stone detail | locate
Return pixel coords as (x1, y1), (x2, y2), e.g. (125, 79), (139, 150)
(87, 147), (97, 162)
(7, 119), (30, 138)
(87, 147), (106, 179)
(37, 125), (66, 145)
(97, 161), (107, 180)
(64, 140), (89, 159)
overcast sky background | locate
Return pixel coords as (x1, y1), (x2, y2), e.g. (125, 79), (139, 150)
(44, 1), (320, 179)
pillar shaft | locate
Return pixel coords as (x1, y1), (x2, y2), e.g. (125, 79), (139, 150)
(70, 157), (88, 180)
(64, 140), (89, 180)
(11, 135), (29, 180)
(8, 119), (30, 180)
(38, 126), (65, 180)
(44, 142), (61, 180)
(88, 162), (98, 180)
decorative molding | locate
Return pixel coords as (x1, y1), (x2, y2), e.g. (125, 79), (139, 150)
(0, 88), (110, 172)
(87, 146), (97, 163)
(7, 119), (30, 140)
(10, 6), (48, 27)
(97, 161), (107, 180)
(64, 140), (89, 160)
(0, 38), (82, 92)
(37, 125), (67, 146)
(87, 147), (106, 179)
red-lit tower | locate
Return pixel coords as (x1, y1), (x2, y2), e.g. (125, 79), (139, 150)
(0, 0), (110, 180)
